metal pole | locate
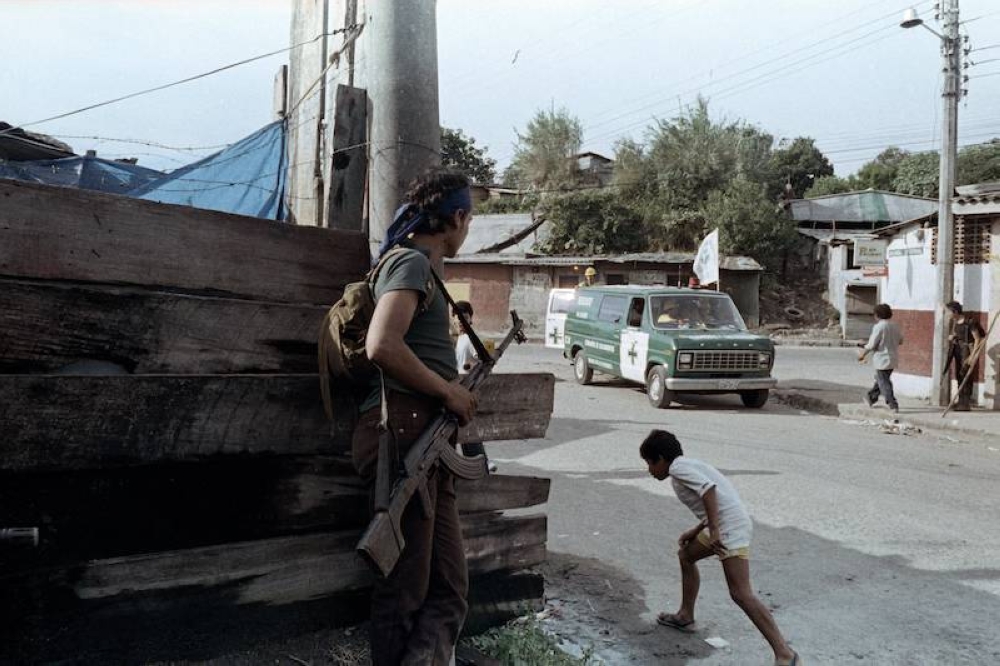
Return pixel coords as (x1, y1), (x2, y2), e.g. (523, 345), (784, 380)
(930, 0), (961, 406)
(365, 0), (442, 249)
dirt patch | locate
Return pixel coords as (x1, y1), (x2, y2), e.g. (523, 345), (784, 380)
(535, 552), (714, 665)
(757, 274), (839, 333)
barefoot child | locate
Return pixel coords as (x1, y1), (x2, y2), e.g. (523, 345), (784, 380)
(640, 429), (800, 666)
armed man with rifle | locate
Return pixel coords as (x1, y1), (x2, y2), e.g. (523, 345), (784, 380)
(945, 301), (986, 412)
(352, 170), (522, 666)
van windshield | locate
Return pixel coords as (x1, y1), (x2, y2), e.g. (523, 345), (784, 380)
(650, 295), (747, 331)
(549, 291), (576, 314)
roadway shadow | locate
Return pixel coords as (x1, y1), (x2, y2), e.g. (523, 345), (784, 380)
(566, 373), (870, 417)
(517, 461), (1000, 665)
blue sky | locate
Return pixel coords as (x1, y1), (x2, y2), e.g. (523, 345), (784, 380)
(5, 0), (1000, 175)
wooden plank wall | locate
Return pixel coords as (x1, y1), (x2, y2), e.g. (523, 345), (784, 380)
(0, 180), (554, 662)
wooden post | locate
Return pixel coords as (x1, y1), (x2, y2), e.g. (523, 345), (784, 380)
(327, 85), (368, 232)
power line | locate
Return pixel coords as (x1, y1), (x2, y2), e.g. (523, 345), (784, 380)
(492, 0), (933, 164)
(50, 135), (230, 153)
(0, 26), (358, 138)
(580, 0), (930, 139)
(582, 16), (912, 149)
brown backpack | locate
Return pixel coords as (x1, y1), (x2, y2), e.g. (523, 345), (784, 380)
(318, 247), (435, 419)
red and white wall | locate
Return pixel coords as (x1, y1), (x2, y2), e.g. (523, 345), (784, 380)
(879, 218), (998, 408)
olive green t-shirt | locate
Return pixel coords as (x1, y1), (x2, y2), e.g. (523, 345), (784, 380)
(359, 247), (458, 412)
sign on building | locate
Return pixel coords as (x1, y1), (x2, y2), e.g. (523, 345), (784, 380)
(853, 239), (887, 266)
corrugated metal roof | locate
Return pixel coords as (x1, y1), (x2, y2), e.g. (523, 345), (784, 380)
(871, 212), (937, 237)
(459, 213), (549, 255)
(447, 251), (763, 271)
(789, 190), (936, 223)
(955, 181), (1000, 196)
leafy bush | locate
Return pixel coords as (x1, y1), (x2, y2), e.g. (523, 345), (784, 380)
(464, 616), (596, 666)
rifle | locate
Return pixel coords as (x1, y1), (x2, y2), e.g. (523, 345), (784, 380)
(942, 310), (1000, 417)
(357, 311), (527, 577)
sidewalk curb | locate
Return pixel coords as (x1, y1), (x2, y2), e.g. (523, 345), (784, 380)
(774, 388), (997, 438)
(837, 403), (998, 439)
(771, 339), (864, 348)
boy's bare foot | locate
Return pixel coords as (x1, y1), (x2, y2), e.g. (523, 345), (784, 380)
(656, 612), (697, 632)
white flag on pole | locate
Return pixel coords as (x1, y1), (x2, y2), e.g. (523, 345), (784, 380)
(693, 228), (719, 286)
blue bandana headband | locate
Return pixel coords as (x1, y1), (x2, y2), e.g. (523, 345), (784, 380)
(376, 187), (472, 260)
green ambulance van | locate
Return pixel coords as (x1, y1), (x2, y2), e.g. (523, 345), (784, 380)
(562, 285), (776, 408)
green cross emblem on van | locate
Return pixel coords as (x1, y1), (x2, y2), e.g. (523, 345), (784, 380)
(556, 285), (776, 409)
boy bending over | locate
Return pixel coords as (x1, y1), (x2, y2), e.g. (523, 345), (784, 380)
(640, 429), (800, 666)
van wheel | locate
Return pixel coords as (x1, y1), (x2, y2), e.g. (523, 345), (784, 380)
(740, 390), (769, 408)
(646, 366), (674, 408)
(573, 351), (593, 385)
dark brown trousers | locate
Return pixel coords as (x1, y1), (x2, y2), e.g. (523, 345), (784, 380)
(352, 392), (468, 666)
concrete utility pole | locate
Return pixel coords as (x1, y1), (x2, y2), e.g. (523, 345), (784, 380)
(934, 2), (961, 406)
(365, 0), (442, 247)
(903, 3), (963, 405)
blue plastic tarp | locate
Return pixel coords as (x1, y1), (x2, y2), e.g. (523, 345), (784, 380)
(129, 121), (287, 221)
(0, 155), (163, 194)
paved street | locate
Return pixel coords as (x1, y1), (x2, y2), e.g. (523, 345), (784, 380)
(494, 344), (1000, 665)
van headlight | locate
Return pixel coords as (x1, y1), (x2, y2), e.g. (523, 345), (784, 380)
(758, 352), (771, 368)
(678, 352), (693, 369)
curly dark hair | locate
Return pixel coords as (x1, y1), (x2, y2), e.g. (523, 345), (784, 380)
(639, 429), (684, 464)
(874, 303), (893, 319)
(405, 169), (471, 234)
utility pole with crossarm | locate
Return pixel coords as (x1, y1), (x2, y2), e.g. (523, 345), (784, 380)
(901, 2), (964, 405)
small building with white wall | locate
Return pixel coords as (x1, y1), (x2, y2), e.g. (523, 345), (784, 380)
(788, 190), (938, 340)
(869, 183), (999, 409)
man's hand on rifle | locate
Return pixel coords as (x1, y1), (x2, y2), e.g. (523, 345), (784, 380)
(442, 380), (477, 425)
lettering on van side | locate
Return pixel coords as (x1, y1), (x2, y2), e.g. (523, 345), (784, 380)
(584, 340), (616, 353)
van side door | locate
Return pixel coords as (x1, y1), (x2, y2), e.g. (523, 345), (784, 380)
(619, 296), (650, 383)
(591, 294), (628, 375)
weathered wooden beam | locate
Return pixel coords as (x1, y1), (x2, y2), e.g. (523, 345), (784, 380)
(3, 570), (542, 665)
(0, 515), (546, 611)
(0, 373), (555, 471)
(0, 179), (370, 304)
(327, 84), (368, 231)
(0, 279), (326, 374)
(0, 459), (551, 563)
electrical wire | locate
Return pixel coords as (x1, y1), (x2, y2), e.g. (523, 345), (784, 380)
(50, 135), (230, 153)
(491, 0), (934, 165)
(0, 26), (358, 138)
(579, 0), (931, 138)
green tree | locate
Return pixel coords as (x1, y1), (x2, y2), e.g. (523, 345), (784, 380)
(645, 98), (741, 210)
(441, 126), (496, 184)
(768, 137), (834, 199)
(855, 146), (909, 191)
(957, 139), (1000, 185)
(805, 174), (857, 198)
(892, 152), (939, 197)
(619, 98), (774, 250)
(702, 178), (797, 273)
(507, 108), (583, 190)
(536, 190), (646, 255)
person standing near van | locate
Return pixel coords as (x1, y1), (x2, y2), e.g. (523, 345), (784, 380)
(578, 266), (597, 287)
(354, 169), (477, 666)
(858, 303), (903, 413)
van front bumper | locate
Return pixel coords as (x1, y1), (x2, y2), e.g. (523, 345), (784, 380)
(665, 377), (777, 391)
